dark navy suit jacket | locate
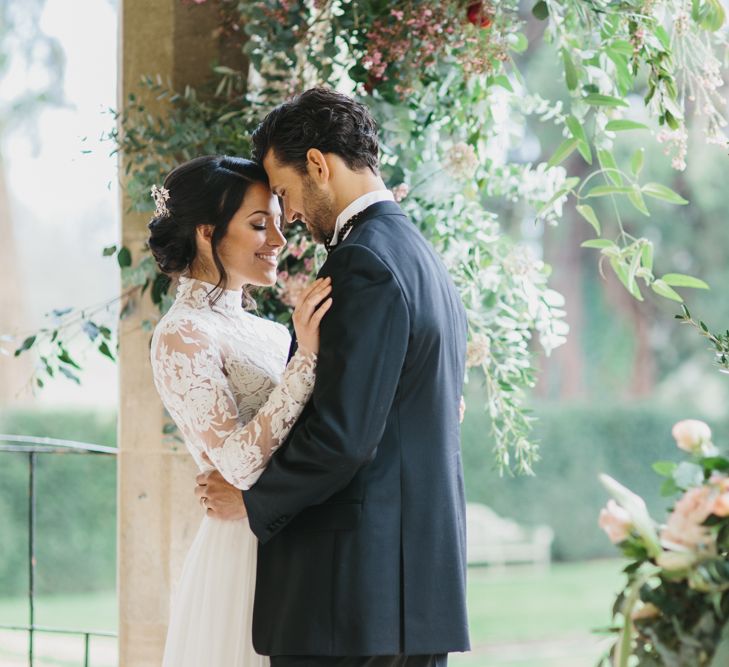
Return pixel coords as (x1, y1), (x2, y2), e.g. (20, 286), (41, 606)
(243, 201), (470, 656)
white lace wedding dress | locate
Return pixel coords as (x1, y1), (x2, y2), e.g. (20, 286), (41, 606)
(149, 275), (316, 666)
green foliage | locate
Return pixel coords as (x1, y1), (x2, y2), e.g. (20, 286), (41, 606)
(13, 0), (728, 471)
(676, 305), (729, 374)
(107, 77), (262, 213)
(0, 409), (117, 596)
(460, 390), (714, 561)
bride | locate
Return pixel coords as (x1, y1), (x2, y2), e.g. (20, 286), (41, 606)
(147, 155), (332, 666)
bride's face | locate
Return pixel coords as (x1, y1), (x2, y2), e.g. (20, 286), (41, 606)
(213, 181), (285, 288)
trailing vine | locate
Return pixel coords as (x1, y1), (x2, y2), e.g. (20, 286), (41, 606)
(9, 0), (729, 472)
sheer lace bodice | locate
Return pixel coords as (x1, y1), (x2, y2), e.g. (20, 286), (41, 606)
(150, 275), (316, 490)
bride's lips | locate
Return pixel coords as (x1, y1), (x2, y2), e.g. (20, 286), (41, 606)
(255, 252), (279, 267)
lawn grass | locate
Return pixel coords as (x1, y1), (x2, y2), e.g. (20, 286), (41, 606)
(0, 590), (117, 632)
(466, 559), (623, 643)
(0, 559), (625, 666)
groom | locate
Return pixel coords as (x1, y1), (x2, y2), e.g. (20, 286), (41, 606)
(196, 88), (470, 666)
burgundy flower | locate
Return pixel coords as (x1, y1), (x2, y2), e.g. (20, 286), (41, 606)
(466, 2), (493, 28)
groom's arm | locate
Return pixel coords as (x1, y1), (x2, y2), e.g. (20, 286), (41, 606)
(242, 243), (409, 544)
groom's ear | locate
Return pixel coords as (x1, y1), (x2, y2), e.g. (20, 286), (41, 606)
(305, 148), (331, 185)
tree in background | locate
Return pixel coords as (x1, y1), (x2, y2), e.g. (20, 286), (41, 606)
(0, 0), (64, 404)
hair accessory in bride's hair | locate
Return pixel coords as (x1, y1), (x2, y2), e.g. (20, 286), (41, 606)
(151, 184), (171, 217)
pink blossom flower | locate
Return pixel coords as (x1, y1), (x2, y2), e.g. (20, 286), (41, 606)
(672, 419), (715, 456)
(656, 549), (697, 571)
(278, 272), (310, 308)
(599, 499), (632, 544)
(713, 492), (729, 517)
(660, 486), (715, 552)
(287, 238), (311, 259)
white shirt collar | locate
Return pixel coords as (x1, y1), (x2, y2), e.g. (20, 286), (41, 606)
(330, 189), (395, 247)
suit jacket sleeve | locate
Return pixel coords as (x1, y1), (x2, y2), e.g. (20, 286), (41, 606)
(243, 243), (409, 543)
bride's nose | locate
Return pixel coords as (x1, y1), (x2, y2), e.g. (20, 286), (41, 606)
(266, 223), (286, 248)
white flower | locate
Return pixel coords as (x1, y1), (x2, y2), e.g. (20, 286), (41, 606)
(466, 333), (491, 368)
(445, 142), (479, 180)
(391, 183), (409, 202)
(150, 184), (170, 217)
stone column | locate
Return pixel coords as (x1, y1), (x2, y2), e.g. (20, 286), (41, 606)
(0, 156), (34, 405)
(117, 2), (247, 664)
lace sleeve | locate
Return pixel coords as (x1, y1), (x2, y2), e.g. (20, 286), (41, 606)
(150, 319), (317, 490)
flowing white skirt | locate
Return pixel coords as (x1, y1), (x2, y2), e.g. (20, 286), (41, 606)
(162, 515), (269, 667)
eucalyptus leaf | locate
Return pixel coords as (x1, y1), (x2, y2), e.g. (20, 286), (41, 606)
(596, 150), (622, 187)
(58, 349), (82, 370)
(642, 183), (689, 205)
(117, 246), (132, 269)
(566, 115), (591, 163)
(640, 243), (654, 272)
(627, 187), (650, 217)
(561, 49), (578, 91)
(547, 138), (579, 168)
(631, 149), (644, 176)
(532, 1), (549, 20)
(582, 239), (614, 249)
(576, 205), (601, 235)
(509, 32), (528, 53)
(605, 120), (649, 131)
(59, 366), (81, 384)
(652, 461), (677, 477)
(660, 274), (709, 289)
(673, 462), (705, 489)
(82, 321), (100, 341)
(490, 75), (513, 92)
(586, 185), (633, 197)
(14, 335), (36, 357)
(652, 279), (684, 303)
(584, 93), (629, 108)
(98, 341), (115, 361)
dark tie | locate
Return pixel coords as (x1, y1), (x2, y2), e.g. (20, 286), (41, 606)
(324, 210), (368, 255)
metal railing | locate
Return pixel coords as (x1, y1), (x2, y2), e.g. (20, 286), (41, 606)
(0, 434), (119, 667)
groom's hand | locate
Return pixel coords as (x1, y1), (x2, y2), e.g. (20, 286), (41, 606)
(195, 469), (248, 520)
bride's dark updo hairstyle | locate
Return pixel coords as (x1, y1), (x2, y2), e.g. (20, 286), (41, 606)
(147, 155), (269, 308)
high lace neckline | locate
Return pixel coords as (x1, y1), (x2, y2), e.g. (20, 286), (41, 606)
(176, 275), (244, 314)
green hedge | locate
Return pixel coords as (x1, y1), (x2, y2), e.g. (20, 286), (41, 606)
(0, 409), (117, 596)
(461, 391), (729, 561)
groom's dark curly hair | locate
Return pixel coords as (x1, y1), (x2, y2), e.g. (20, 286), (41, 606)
(251, 87), (380, 174)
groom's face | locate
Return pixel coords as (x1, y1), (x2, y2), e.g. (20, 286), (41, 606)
(263, 149), (336, 244)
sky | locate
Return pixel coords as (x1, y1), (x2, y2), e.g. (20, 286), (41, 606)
(3, 0), (119, 409)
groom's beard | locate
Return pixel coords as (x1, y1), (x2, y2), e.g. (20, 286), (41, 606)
(302, 176), (336, 244)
